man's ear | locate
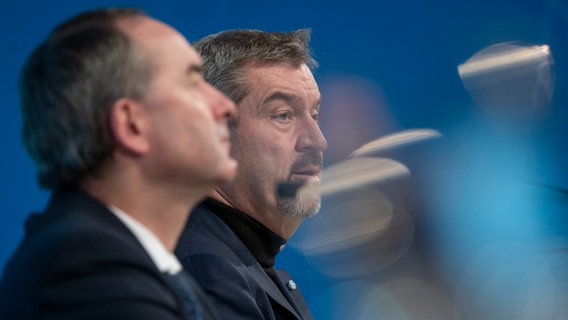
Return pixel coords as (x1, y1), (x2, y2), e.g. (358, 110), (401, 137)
(109, 98), (150, 155)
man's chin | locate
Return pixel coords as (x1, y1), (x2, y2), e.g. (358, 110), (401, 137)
(278, 194), (321, 218)
(302, 196), (322, 217)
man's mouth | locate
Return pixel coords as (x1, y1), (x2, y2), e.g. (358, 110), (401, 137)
(289, 151), (324, 184)
(290, 166), (321, 181)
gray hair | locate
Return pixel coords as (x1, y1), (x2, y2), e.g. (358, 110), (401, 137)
(20, 8), (152, 189)
(193, 29), (317, 127)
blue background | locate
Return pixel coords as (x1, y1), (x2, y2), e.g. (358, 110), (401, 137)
(1, 1), (567, 318)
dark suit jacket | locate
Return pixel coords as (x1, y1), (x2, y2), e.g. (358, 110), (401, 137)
(175, 202), (313, 320)
(0, 187), (215, 320)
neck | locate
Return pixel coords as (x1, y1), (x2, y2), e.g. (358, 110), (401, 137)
(82, 172), (207, 251)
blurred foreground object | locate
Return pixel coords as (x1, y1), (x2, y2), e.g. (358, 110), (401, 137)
(281, 128), (443, 198)
(458, 42), (554, 122)
(350, 129), (442, 158)
(288, 130), (443, 277)
(289, 157), (410, 199)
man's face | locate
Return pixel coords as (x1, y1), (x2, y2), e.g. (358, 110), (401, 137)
(121, 17), (237, 188)
(222, 63), (327, 218)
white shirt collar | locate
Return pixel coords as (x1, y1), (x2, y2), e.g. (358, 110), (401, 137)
(108, 205), (182, 275)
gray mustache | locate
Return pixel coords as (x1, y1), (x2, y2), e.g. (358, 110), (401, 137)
(290, 152), (323, 173)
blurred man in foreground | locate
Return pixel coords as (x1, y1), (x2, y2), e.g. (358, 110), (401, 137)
(176, 29), (327, 319)
(0, 8), (236, 319)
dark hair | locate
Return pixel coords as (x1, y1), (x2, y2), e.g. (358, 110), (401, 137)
(193, 29), (317, 127)
(20, 8), (151, 189)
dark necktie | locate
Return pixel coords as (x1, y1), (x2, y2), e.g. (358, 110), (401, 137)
(162, 271), (203, 319)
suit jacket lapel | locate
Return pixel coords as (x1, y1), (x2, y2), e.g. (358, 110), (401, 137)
(275, 269), (313, 320)
(247, 263), (301, 319)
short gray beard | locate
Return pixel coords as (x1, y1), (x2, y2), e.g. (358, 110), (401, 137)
(278, 151), (324, 218)
(277, 195), (321, 218)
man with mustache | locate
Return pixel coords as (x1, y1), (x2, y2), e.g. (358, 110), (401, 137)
(175, 29), (327, 320)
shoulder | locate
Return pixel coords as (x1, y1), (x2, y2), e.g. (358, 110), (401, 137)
(183, 254), (273, 319)
(0, 201), (182, 319)
(9, 203), (146, 275)
(175, 203), (277, 319)
(10, 187), (143, 270)
(176, 204), (248, 262)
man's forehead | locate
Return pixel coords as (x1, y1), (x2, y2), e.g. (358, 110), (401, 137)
(116, 16), (200, 64)
(245, 62), (311, 77)
(244, 63), (318, 92)
(116, 16), (178, 46)
(114, 15), (148, 36)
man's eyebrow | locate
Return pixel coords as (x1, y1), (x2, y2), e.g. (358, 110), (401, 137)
(262, 92), (322, 112)
(262, 92), (298, 106)
(312, 97), (321, 110)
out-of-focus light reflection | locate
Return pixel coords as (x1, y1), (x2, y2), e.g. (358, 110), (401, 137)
(300, 157), (409, 199)
(311, 281), (393, 320)
(297, 189), (394, 255)
(310, 278), (456, 320)
(455, 240), (568, 320)
(290, 188), (415, 278)
(458, 45), (550, 77)
(350, 129), (442, 158)
(362, 278), (457, 320)
(458, 42), (554, 122)
(318, 75), (396, 163)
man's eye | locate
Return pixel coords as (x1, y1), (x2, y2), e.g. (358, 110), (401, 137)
(273, 113), (292, 122)
(311, 112), (320, 122)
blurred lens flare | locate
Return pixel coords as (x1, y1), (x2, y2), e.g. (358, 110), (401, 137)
(298, 157), (410, 199)
(455, 241), (568, 319)
(361, 278), (457, 320)
(291, 188), (415, 278)
(349, 129), (442, 158)
(297, 189), (394, 256)
(311, 281), (398, 320)
(311, 278), (456, 320)
(458, 42), (555, 122)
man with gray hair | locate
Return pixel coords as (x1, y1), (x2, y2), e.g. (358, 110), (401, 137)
(0, 7), (237, 319)
(176, 29), (327, 319)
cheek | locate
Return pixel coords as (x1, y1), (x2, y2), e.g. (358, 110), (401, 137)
(177, 98), (217, 136)
(259, 141), (296, 176)
(232, 124), (297, 171)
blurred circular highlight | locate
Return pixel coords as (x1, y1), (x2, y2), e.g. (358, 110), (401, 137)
(458, 42), (554, 122)
(291, 188), (415, 278)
